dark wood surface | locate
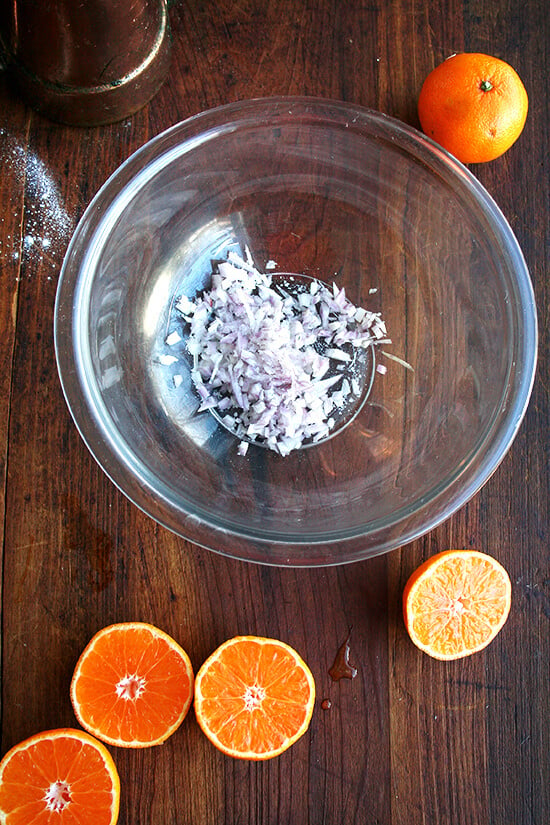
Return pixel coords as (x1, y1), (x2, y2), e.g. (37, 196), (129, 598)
(1, 2), (548, 823)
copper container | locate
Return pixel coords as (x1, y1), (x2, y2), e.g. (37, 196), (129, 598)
(0, 0), (171, 125)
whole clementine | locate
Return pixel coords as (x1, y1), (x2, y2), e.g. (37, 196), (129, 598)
(418, 53), (528, 163)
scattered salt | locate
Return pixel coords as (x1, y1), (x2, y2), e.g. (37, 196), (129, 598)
(0, 129), (72, 271)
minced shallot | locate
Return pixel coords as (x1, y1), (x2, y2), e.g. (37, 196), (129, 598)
(176, 252), (389, 456)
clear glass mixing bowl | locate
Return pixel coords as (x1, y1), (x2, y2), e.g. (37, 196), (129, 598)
(54, 97), (537, 566)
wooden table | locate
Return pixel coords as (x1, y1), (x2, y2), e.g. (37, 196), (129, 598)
(0, 2), (548, 823)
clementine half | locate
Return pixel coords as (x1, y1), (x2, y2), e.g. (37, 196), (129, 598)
(418, 53), (528, 163)
(70, 622), (194, 748)
(194, 635), (316, 760)
(0, 728), (120, 824)
(403, 549), (512, 660)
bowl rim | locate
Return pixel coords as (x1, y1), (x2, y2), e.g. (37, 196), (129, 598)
(54, 95), (538, 566)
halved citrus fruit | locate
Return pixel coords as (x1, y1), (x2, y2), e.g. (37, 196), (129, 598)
(403, 549), (512, 660)
(194, 635), (315, 760)
(70, 622), (194, 748)
(0, 728), (120, 824)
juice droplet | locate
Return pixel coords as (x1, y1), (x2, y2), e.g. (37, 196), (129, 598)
(321, 698), (332, 710)
(329, 629), (358, 681)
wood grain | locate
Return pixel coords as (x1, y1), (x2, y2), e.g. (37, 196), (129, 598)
(0, 1), (548, 824)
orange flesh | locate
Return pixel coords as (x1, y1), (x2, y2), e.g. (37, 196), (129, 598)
(71, 623), (193, 747)
(404, 550), (511, 659)
(195, 637), (315, 758)
(0, 730), (119, 824)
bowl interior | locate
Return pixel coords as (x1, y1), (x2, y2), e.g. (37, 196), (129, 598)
(56, 98), (536, 565)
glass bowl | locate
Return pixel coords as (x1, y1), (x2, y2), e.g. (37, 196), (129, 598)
(54, 97), (537, 566)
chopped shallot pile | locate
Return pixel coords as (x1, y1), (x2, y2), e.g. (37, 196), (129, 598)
(174, 251), (390, 456)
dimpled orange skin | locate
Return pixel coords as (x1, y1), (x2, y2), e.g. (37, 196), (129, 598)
(418, 53), (528, 163)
